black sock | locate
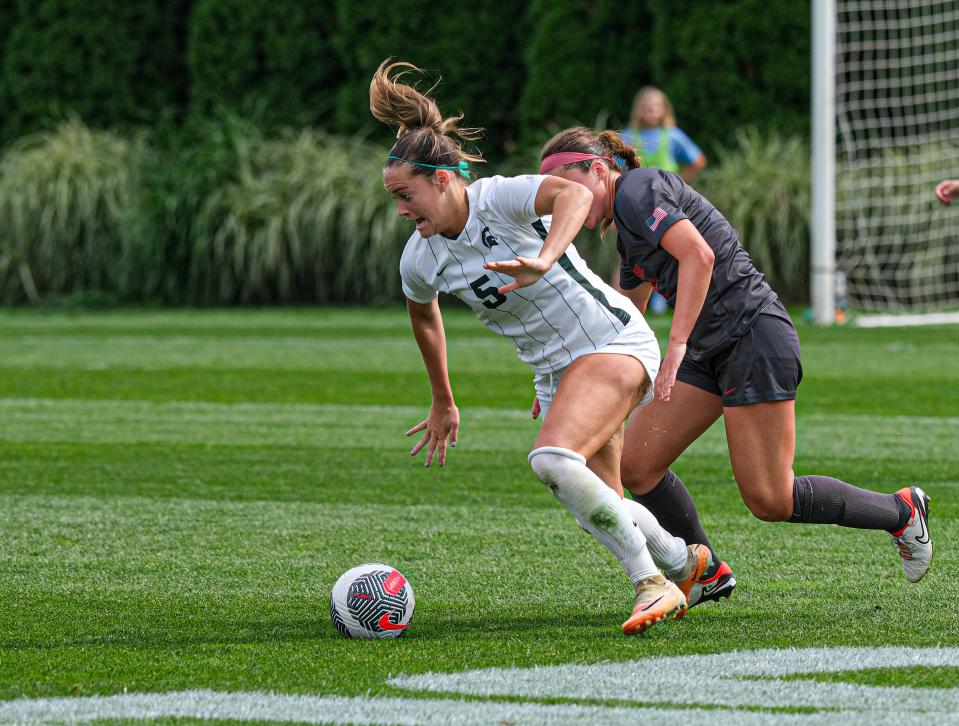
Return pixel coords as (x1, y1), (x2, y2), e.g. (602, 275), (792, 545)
(790, 475), (909, 531)
(635, 469), (717, 564)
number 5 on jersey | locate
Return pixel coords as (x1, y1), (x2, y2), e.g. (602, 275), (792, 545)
(469, 274), (507, 309)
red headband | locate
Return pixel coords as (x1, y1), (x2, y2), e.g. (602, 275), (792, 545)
(539, 152), (616, 174)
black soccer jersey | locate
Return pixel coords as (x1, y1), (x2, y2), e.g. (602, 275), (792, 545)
(614, 168), (778, 360)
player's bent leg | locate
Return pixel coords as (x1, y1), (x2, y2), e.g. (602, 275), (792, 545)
(530, 354), (688, 631)
(724, 401), (797, 521)
(621, 382), (722, 496)
(621, 382), (733, 600)
(726, 401), (932, 582)
(589, 429), (689, 576)
(528, 447), (659, 584)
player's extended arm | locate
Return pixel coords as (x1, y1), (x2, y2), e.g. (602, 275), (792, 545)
(656, 219), (714, 401)
(484, 176), (592, 293)
(406, 297), (460, 467)
(620, 281), (654, 314)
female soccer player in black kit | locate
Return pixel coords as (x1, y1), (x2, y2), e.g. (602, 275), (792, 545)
(524, 127), (933, 603)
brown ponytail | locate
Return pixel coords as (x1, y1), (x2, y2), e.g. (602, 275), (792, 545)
(369, 59), (484, 176)
(598, 130), (640, 170)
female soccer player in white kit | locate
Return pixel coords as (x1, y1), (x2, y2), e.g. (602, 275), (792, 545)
(370, 60), (710, 635)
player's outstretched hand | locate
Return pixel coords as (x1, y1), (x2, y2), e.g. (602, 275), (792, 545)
(655, 342), (687, 402)
(406, 401), (459, 467)
(935, 179), (959, 205)
(484, 256), (551, 294)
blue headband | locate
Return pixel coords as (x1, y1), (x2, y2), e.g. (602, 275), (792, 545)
(386, 156), (470, 179)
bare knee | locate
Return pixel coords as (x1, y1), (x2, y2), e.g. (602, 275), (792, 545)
(741, 488), (793, 522)
(620, 454), (665, 497)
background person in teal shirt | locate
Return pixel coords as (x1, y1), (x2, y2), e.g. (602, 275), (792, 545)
(620, 86), (706, 183)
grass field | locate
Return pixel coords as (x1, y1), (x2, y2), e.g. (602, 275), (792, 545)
(0, 306), (957, 724)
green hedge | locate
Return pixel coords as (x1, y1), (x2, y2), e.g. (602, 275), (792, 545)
(331, 0), (529, 161)
(519, 0), (654, 144)
(649, 0), (810, 152)
(188, 0), (340, 129)
(0, 1), (17, 58)
(0, 1), (812, 155)
(0, 0), (186, 145)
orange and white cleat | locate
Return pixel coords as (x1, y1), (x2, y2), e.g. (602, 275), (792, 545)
(890, 486), (932, 583)
(622, 575), (686, 636)
(670, 544), (711, 618)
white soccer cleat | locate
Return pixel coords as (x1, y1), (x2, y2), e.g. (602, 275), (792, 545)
(622, 575), (686, 635)
(889, 486), (932, 583)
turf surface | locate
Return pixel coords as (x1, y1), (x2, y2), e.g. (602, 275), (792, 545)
(0, 307), (956, 721)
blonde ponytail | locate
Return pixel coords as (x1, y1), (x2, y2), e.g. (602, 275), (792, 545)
(369, 59), (484, 175)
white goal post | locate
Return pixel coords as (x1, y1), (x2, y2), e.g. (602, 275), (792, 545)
(812, 0), (959, 325)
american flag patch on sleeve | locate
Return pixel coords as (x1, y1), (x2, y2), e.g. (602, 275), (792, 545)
(646, 207), (668, 232)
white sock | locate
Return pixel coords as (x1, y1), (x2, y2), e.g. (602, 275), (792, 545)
(622, 498), (688, 578)
(529, 446), (659, 583)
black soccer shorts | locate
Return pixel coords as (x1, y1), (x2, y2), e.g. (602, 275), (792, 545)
(676, 299), (803, 407)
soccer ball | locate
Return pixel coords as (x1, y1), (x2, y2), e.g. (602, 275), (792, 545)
(329, 563), (415, 639)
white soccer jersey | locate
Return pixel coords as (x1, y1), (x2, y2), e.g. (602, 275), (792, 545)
(400, 174), (651, 374)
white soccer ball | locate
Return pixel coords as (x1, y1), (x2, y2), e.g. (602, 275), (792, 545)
(329, 563), (415, 639)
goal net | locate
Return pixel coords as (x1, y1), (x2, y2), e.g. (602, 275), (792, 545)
(832, 0), (959, 316)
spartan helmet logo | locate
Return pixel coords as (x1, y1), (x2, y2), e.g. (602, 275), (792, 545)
(481, 226), (500, 249)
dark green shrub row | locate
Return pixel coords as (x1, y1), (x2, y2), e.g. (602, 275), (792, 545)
(0, 0), (811, 157)
(519, 0), (653, 144)
(188, 0), (340, 129)
(649, 0), (811, 147)
(0, 0), (187, 144)
(331, 0), (530, 157)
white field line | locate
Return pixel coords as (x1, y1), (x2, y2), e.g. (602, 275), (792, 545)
(3, 648), (959, 724)
(388, 647), (959, 723)
(855, 311), (959, 328)
(391, 646), (959, 716)
(0, 690), (853, 726)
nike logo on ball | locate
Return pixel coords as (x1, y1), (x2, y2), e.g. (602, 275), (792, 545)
(378, 612), (409, 631)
